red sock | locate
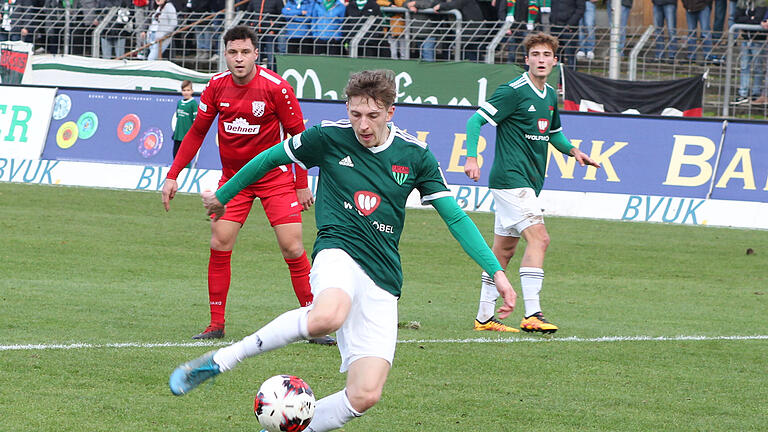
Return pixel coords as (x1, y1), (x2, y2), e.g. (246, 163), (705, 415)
(208, 248), (232, 328)
(285, 251), (313, 307)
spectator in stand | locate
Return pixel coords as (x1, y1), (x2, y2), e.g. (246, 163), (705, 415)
(249, 0), (284, 70)
(140, 0), (178, 60)
(495, 0), (534, 63)
(682, 0), (721, 63)
(310, 0), (345, 55)
(576, 0), (598, 61)
(712, 0), (728, 39)
(406, 0), (441, 61)
(431, 0), (484, 61)
(0, 0), (35, 43)
(606, 0), (632, 57)
(730, 1), (767, 105)
(651, 0), (677, 62)
(345, 0), (384, 57)
(549, 0), (584, 67)
(758, 13), (768, 105)
(190, 0), (224, 62)
(84, 0), (133, 59)
(281, 0), (314, 54)
(381, 0), (409, 59)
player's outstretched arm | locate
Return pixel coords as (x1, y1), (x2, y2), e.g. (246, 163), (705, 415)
(492, 271), (516, 319)
(206, 142), (294, 214)
(570, 147), (601, 168)
(464, 113), (487, 182)
(431, 196), (516, 315)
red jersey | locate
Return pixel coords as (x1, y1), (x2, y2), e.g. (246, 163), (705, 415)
(167, 66), (307, 188)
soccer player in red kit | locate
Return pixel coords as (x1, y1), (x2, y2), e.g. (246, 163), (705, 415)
(161, 25), (334, 345)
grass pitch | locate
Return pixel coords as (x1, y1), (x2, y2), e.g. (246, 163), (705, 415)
(1, 182), (766, 431)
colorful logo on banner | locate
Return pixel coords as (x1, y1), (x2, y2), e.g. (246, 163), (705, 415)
(77, 112), (99, 139)
(56, 122), (79, 149)
(117, 114), (141, 142)
(139, 127), (164, 158)
(53, 94), (72, 120)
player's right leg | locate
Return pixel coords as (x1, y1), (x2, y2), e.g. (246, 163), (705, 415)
(170, 288), (352, 396)
(192, 219), (241, 340)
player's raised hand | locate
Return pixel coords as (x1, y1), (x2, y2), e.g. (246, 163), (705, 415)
(570, 147), (601, 168)
(161, 179), (178, 212)
(201, 190), (225, 221)
(296, 187), (315, 210)
(464, 156), (481, 182)
(492, 270), (517, 319)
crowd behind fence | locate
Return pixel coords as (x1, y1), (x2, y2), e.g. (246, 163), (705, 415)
(2, 4), (767, 119)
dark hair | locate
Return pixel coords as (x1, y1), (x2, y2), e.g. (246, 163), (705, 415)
(223, 25), (259, 49)
(523, 32), (559, 56)
(180, 80), (192, 90)
(344, 70), (397, 108)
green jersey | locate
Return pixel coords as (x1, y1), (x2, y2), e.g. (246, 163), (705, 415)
(284, 119), (451, 297)
(173, 98), (198, 141)
(477, 72), (562, 195)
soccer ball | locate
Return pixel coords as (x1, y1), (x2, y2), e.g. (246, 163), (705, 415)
(254, 375), (316, 432)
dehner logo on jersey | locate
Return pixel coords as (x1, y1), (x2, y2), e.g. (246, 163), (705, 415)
(252, 101), (265, 117)
(537, 118), (549, 133)
(224, 117), (261, 134)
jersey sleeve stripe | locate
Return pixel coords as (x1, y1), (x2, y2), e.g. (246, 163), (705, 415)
(421, 190), (452, 204)
(477, 110), (497, 127)
(480, 101), (498, 116)
(283, 136), (307, 170)
(259, 68), (282, 85)
(549, 126), (562, 133)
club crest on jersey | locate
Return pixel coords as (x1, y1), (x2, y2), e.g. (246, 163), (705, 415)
(391, 165), (409, 186)
(537, 118), (549, 133)
(252, 101), (265, 117)
(354, 191), (380, 216)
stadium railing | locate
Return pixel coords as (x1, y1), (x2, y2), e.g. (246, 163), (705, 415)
(2, 4), (766, 118)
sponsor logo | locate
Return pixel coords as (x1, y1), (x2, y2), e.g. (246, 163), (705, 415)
(339, 156), (354, 167)
(223, 117), (260, 134)
(199, 101), (208, 112)
(537, 118), (549, 133)
(527, 104), (536, 112)
(252, 101), (265, 117)
(354, 190), (380, 216)
(391, 164), (409, 185)
(524, 133), (550, 141)
(220, 102), (230, 107)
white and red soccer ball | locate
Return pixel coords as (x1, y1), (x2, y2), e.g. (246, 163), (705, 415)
(254, 375), (315, 432)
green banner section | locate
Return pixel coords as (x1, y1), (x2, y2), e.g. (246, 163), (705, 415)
(276, 55), (561, 106)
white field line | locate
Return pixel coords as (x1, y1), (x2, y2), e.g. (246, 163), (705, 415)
(2, 335), (768, 351)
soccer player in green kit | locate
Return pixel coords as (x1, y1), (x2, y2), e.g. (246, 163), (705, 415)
(169, 70), (517, 432)
(464, 32), (600, 334)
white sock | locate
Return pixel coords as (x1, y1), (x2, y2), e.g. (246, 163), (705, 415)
(519, 267), (544, 317)
(307, 389), (362, 432)
(213, 307), (310, 372)
(476, 271), (500, 322)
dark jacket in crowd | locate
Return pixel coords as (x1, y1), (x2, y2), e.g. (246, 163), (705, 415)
(734, 4), (768, 40)
(550, 0), (585, 27)
(248, 0), (284, 31)
(651, 0), (676, 6)
(435, 0), (483, 21)
(345, 0), (381, 17)
(681, 0), (712, 13)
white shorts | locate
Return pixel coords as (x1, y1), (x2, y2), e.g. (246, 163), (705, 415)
(310, 248), (399, 373)
(491, 188), (545, 237)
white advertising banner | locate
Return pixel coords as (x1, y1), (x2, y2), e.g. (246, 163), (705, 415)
(0, 85), (56, 160)
(2, 157), (767, 230)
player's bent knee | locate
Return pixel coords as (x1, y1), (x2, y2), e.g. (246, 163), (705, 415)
(306, 309), (345, 336)
(346, 388), (382, 413)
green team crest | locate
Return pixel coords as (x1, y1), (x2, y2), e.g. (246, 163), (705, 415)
(391, 164), (409, 185)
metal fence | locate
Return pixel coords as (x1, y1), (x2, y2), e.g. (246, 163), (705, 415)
(2, 4), (767, 119)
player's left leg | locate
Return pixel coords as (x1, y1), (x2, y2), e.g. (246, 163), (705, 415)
(518, 223), (558, 334)
(306, 358), (390, 432)
(474, 234), (521, 332)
